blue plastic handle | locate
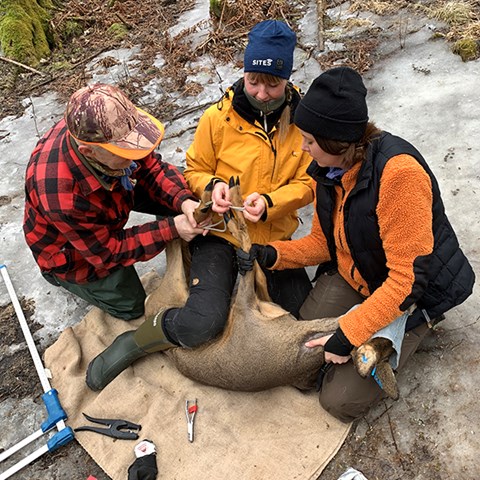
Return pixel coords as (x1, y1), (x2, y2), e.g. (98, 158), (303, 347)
(41, 389), (68, 432)
(47, 427), (75, 452)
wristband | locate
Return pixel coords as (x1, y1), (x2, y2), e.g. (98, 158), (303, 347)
(323, 328), (353, 356)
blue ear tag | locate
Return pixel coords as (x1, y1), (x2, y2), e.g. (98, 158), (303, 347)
(371, 366), (383, 389)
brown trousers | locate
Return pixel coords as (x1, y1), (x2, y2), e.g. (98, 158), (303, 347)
(300, 273), (430, 423)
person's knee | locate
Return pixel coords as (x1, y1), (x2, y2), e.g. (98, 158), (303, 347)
(319, 389), (368, 424)
(174, 307), (228, 348)
(98, 289), (146, 320)
(103, 302), (145, 321)
(318, 363), (383, 423)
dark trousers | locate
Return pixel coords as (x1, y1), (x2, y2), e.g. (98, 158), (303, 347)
(44, 184), (179, 320)
(163, 235), (312, 347)
(47, 266), (146, 320)
(300, 272), (430, 423)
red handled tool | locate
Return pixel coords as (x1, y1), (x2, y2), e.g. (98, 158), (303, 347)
(185, 399), (197, 443)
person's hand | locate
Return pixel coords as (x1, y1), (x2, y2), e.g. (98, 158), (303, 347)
(236, 244), (277, 275)
(236, 247), (257, 275)
(243, 192), (265, 223)
(173, 214), (207, 242)
(181, 199), (201, 227)
(181, 199), (211, 235)
(211, 182), (231, 214)
(305, 334), (351, 364)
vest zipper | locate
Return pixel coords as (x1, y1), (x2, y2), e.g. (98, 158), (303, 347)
(337, 186), (346, 249)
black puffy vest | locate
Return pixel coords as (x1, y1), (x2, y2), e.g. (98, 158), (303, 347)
(308, 132), (475, 329)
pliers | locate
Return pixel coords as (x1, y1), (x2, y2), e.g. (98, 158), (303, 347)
(74, 413), (141, 440)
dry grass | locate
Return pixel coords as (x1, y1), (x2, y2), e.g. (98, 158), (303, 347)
(318, 38), (379, 73)
(349, 0), (408, 16)
(196, 0), (299, 64)
(427, 0), (475, 25)
(416, 0), (480, 60)
(343, 17), (374, 31)
(346, 0), (480, 61)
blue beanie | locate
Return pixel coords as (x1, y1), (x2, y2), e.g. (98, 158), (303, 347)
(243, 20), (296, 79)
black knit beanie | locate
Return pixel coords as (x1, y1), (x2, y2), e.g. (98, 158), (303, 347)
(294, 67), (368, 142)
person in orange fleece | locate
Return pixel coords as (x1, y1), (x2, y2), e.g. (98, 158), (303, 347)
(237, 66), (475, 423)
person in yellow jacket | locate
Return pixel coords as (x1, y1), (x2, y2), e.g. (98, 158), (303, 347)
(86, 20), (314, 391)
(235, 66), (475, 422)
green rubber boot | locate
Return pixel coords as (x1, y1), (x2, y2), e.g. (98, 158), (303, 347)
(86, 308), (175, 391)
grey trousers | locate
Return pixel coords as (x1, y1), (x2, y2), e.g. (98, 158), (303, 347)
(300, 272), (430, 423)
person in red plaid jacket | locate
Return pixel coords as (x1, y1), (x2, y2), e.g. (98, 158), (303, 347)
(24, 83), (206, 320)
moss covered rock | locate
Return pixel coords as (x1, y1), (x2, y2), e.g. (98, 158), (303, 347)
(0, 0), (55, 66)
(107, 22), (128, 40)
(452, 38), (479, 62)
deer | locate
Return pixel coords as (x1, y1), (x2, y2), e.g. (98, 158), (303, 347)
(144, 177), (399, 399)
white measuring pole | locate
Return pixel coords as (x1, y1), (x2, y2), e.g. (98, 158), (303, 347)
(0, 265), (59, 397)
(0, 265), (74, 479)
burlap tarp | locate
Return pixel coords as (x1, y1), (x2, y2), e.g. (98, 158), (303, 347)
(44, 272), (350, 480)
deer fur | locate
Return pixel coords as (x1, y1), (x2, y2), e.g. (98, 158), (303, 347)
(145, 177), (399, 398)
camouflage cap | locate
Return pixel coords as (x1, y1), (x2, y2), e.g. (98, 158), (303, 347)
(65, 83), (164, 160)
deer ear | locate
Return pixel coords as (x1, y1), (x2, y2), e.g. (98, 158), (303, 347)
(371, 362), (399, 400)
(229, 176), (235, 188)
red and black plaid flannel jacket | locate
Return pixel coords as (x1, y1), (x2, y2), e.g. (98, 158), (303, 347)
(24, 119), (195, 284)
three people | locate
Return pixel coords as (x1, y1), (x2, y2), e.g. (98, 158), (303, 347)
(24, 83), (205, 321)
(86, 20), (315, 391)
(26, 22), (474, 424)
(238, 66), (475, 422)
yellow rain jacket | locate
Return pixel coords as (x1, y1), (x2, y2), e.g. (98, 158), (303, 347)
(184, 83), (314, 247)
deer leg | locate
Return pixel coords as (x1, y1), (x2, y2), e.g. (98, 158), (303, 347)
(225, 176), (251, 251)
(352, 337), (394, 377)
(352, 337), (399, 400)
(225, 176), (271, 302)
(193, 180), (214, 224)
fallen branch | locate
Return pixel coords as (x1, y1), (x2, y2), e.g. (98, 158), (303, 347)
(0, 56), (47, 76)
(386, 403), (406, 471)
(115, 12), (133, 29)
(365, 402), (394, 426)
(170, 101), (215, 122)
(29, 95), (41, 138)
(316, 0), (326, 52)
(68, 16), (97, 22)
(71, 46), (113, 67)
(445, 315), (480, 332)
(163, 125), (197, 140)
(25, 46), (113, 91)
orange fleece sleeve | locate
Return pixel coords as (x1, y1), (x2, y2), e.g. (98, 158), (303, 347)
(339, 154), (434, 346)
(269, 200), (330, 270)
